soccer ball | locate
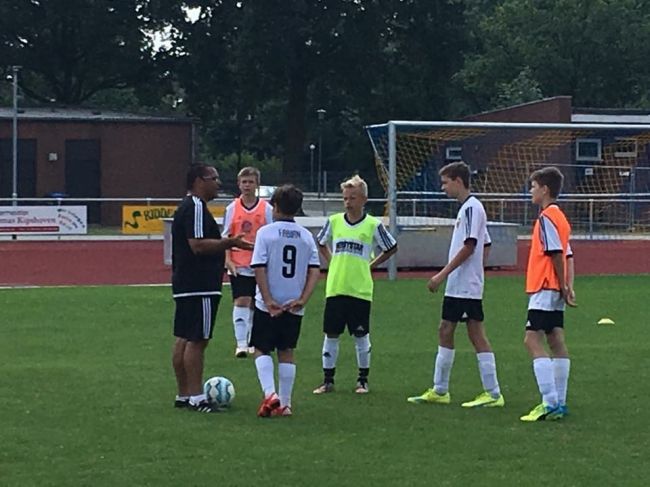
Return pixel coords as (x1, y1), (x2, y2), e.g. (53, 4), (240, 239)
(203, 376), (235, 407)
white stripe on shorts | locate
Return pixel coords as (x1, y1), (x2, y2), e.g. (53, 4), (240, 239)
(202, 297), (211, 339)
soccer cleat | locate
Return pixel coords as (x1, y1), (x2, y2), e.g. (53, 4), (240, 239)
(248, 346), (256, 355)
(257, 392), (281, 417)
(547, 404), (568, 420)
(190, 400), (222, 413)
(407, 388), (450, 405)
(174, 398), (190, 408)
(235, 347), (248, 358)
(270, 406), (293, 417)
(355, 381), (369, 394)
(313, 382), (335, 394)
(461, 392), (505, 408)
(519, 403), (561, 422)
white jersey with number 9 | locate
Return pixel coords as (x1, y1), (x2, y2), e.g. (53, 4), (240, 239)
(251, 220), (320, 316)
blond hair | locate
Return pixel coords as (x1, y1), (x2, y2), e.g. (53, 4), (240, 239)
(237, 166), (261, 184)
(340, 174), (368, 196)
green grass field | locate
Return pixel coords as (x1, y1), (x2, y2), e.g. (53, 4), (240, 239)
(1, 276), (649, 487)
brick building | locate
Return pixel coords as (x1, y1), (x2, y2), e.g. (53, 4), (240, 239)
(0, 108), (196, 224)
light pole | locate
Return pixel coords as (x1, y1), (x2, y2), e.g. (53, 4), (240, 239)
(316, 108), (326, 197)
(309, 143), (316, 191)
(10, 65), (21, 207)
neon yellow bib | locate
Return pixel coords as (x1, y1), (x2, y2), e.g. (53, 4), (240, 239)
(326, 213), (378, 301)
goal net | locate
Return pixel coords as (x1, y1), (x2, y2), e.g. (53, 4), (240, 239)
(366, 121), (650, 234)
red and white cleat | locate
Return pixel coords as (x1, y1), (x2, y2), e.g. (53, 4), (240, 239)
(257, 392), (281, 417)
(270, 406), (293, 417)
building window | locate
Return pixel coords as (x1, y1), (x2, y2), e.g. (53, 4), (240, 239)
(576, 138), (602, 162)
(613, 137), (637, 158)
(445, 146), (462, 161)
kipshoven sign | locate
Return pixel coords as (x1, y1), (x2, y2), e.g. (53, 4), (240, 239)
(0, 206), (87, 234)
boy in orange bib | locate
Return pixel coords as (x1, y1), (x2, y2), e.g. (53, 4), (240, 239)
(223, 167), (273, 357)
(520, 167), (576, 422)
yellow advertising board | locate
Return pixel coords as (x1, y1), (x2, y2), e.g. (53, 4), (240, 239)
(122, 205), (225, 234)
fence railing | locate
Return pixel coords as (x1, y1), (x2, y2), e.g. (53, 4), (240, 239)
(395, 193), (650, 239)
(2, 194), (649, 240)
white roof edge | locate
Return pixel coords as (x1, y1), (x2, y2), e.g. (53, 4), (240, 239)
(572, 114), (650, 124)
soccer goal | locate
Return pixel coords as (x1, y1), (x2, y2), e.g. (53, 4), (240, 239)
(365, 121), (650, 279)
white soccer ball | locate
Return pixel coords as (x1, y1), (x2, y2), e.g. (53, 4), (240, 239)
(203, 376), (235, 407)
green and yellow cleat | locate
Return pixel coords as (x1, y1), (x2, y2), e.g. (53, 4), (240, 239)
(407, 388), (450, 405)
(461, 391), (505, 408)
(520, 403), (561, 422)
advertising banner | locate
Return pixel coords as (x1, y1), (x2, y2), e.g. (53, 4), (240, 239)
(0, 206), (88, 234)
(122, 205), (225, 234)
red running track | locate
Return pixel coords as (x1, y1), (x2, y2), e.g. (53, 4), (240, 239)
(1, 239), (649, 287)
(0, 241), (170, 287)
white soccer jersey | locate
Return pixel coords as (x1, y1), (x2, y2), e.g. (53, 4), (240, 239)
(251, 220), (320, 316)
(445, 195), (489, 300)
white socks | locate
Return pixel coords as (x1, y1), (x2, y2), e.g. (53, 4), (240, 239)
(553, 358), (571, 406)
(533, 357), (558, 407)
(320, 335), (371, 373)
(255, 356), (295, 407)
(322, 337), (339, 369)
(431, 348), (501, 398)
(246, 307), (254, 345)
(433, 346), (455, 394)
(254, 355), (276, 396)
(477, 352), (501, 398)
(278, 363), (296, 408)
(189, 393), (207, 405)
(233, 306), (250, 348)
(355, 334), (371, 369)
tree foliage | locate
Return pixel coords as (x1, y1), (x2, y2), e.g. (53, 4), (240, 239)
(460, 0), (650, 110)
(0, 0), (160, 104)
(3, 0), (650, 179)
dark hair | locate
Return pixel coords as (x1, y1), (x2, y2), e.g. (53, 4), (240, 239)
(439, 161), (470, 188)
(271, 184), (303, 216)
(186, 164), (213, 190)
(530, 166), (564, 198)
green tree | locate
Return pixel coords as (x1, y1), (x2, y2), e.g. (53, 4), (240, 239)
(0, 0), (161, 104)
(493, 66), (544, 108)
(459, 0), (650, 111)
(161, 1), (468, 178)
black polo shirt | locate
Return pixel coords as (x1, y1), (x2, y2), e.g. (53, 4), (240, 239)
(171, 195), (225, 297)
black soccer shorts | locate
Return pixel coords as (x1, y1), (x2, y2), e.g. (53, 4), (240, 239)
(323, 295), (372, 337)
(525, 309), (564, 334)
(230, 275), (256, 300)
(441, 296), (484, 323)
(174, 295), (220, 341)
(250, 307), (302, 352)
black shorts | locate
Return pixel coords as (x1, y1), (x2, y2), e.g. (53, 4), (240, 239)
(174, 295), (220, 341)
(323, 296), (371, 337)
(250, 307), (302, 352)
(526, 309), (564, 334)
(441, 296), (484, 323)
(230, 275), (256, 300)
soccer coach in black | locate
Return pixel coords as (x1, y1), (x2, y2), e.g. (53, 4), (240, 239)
(172, 164), (253, 413)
